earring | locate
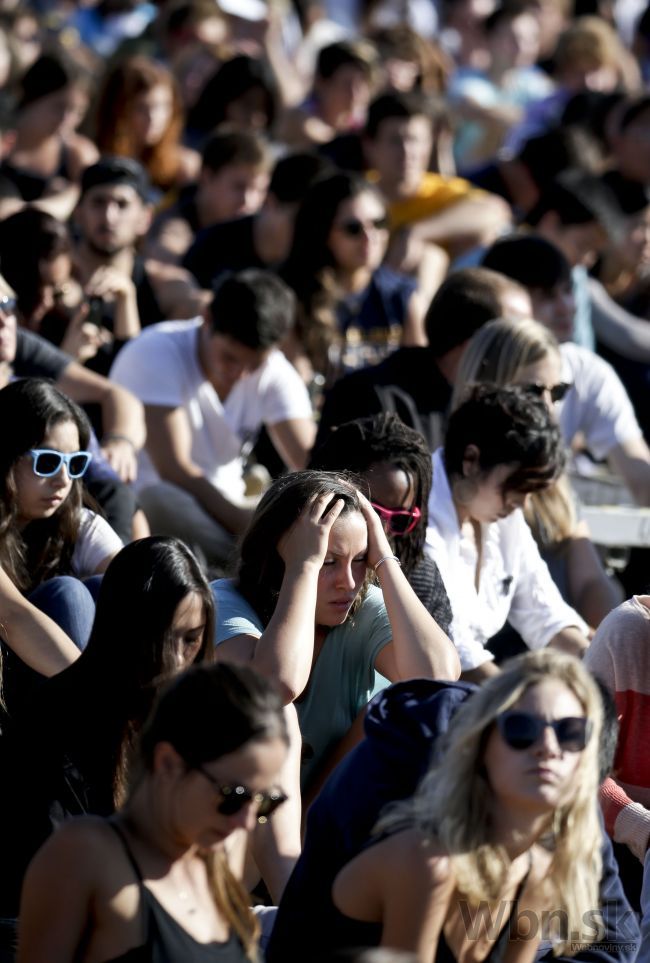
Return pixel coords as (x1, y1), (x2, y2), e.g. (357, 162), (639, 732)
(453, 477), (478, 505)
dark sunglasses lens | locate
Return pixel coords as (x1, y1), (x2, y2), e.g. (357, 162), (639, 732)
(34, 452), (62, 475)
(257, 790), (286, 817)
(524, 384), (545, 398)
(389, 513), (414, 535)
(342, 219), (362, 237)
(555, 717), (588, 750)
(68, 453), (90, 477)
(217, 787), (250, 816)
(500, 712), (539, 749)
(551, 383), (571, 402)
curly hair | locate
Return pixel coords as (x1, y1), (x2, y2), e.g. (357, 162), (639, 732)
(309, 413), (431, 575)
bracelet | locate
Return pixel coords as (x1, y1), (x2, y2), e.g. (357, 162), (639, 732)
(102, 433), (136, 448)
(374, 554), (401, 573)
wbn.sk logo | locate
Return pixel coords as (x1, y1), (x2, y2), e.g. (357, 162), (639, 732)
(458, 901), (608, 943)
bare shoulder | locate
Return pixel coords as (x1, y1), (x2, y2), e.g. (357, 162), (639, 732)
(66, 133), (100, 169)
(351, 829), (451, 887)
(143, 257), (196, 285)
(26, 816), (118, 880)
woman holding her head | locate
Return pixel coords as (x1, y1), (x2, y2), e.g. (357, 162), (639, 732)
(309, 412), (452, 633)
(0, 378), (122, 653)
(454, 317), (623, 629)
(212, 470), (459, 794)
(17, 662), (289, 963)
(425, 384), (590, 683)
(330, 648), (604, 961)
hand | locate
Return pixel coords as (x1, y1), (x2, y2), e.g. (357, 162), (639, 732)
(278, 493), (344, 572)
(100, 438), (138, 484)
(355, 490), (393, 569)
(85, 265), (136, 303)
(60, 304), (112, 363)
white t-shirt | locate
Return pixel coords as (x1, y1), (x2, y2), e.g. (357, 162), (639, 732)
(71, 509), (123, 578)
(558, 342), (642, 461)
(110, 320), (312, 496)
(425, 450), (587, 670)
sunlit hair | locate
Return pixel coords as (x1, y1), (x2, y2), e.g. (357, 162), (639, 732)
(377, 649), (603, 955)
(236, 470), (368, 626)
(138, 662), (289, 960)
(452, 318), (575, 545)
(0, 378), (90, 592)
(94, 55), (186, 191)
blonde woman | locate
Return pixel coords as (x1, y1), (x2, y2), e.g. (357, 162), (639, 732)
(452, 317), (622, 629)
(331, 649), (604, 962)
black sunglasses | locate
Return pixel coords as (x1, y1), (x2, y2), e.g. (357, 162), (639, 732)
(337, 216), (389, 237)
(496, 711), (590, 752)
(195, 765), (288, 824)
(522, 381), (573, 403)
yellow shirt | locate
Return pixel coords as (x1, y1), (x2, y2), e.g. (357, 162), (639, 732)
(384, 171), (483, 231)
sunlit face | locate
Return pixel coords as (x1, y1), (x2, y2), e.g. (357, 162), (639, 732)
(491, 12), (540, 68)
(0, 278), (18, 364)
(14, 418), (79, 527)
(530, 279), (576, 342)
(200, 163), (269, 224)
(619, 207), (650, 270)
(175, 737), (288, 848)
(559, 61), (619, 93)
(483, 679), (586, 814)
(315, 512), (368, 627)
(129, 84), (174, 147)
(327, 192), (389, 274)
(76, 185), (150, 256)
(513, 351), (563, 415)
(169, 591), (207, 670)
(199, 327), (269, 399)
(365, 115), (433, 195)
(362, 461), (418, 538)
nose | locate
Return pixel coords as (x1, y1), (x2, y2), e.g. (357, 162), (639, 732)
(336, 562), (356, 592)
(227, 801), (259, 833)
(534, 723), (561, 757)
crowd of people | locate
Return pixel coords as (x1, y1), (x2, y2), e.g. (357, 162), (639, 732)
(2, 0), (650, 960)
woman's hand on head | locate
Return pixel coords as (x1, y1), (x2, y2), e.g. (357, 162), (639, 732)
(355, 489), (393, 569)
(278, 492), (345, 573)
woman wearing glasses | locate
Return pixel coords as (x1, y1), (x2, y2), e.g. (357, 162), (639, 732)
(212, 470), (459, 798)
(453, 318), (623, 633)
(309, 412), (451, 634)
(425, 384), (591, 683)
(330, 648), (604, 962)
(281, 172), (426, 387)
(0, 378), (121, 653)
(17, 662), (289, 963)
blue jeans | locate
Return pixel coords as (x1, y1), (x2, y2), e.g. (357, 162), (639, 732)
(27, 575), (102, 651)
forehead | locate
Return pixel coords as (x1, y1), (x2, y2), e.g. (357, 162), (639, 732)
(81, 184), (142, 207)
(375, 115), (432, 142)
(172, 591), (205, 629)
(326, 511), (368, 552)
(363, 461), (416, 508)
(210, 332), (265, 363)
(511, 678), (584, 717)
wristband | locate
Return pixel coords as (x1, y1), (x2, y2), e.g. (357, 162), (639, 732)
(102, 433), (136, 449)
(374, 554), (401, 573)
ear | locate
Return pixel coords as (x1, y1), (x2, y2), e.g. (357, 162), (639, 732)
(136, 203), (153, 237)
(461, 443), (481, 479)
(152, 740), (186, 778)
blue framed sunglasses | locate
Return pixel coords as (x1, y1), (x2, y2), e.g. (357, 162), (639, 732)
(27, 449), (93, 479)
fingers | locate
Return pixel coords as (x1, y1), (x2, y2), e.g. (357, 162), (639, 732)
(309, 492), (345, 525)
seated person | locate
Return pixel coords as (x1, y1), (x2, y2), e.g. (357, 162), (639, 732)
(110, 270), (315, 568)
(426, 384), (590, 682)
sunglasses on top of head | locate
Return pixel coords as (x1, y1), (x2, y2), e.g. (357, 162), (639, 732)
(27, 449), (93, 479)
(195, 765), (288, 824)
(371, 501), (421, 536)
(496, 710), (591, 752)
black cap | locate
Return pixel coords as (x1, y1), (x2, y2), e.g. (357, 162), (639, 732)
(80, 156), (151, 202)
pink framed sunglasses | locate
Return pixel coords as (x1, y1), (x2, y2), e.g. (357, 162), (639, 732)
(371, 502), (422, 536)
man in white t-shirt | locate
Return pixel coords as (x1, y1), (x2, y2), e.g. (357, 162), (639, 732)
(110, 269), (315, 567)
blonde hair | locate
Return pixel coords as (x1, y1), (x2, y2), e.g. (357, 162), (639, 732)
(378, 649), (604, 955)
(553, 16), (640, 89)
(453, 317), (576, 543)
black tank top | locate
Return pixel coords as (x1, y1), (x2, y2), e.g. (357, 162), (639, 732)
(105, 821), (250, 963)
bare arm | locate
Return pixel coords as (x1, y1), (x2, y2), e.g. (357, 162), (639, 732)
(608, 437), (650, 506)
(358, 494), (460, 682)
(267, 417), (316, 471)
(566, 522), (624, 627)
(589, 276), (650, 362)
(401, 291), (428, 347)
(145, 405), (253, 535)
(548, 626), (591, 658)
(409, 194), (512, 255)
(0, 566), (79, 675)
(145, 259), (208, 320)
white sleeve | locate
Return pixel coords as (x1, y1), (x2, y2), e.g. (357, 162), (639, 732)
(559, 344), (642, 459)
(506, 513), (588, 648)
(71, 510), (123, 578)
(110, 330), (186, 408)
(258, 352), (313, 425)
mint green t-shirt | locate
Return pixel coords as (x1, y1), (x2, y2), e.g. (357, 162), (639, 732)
(212, 580), (392, 789)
